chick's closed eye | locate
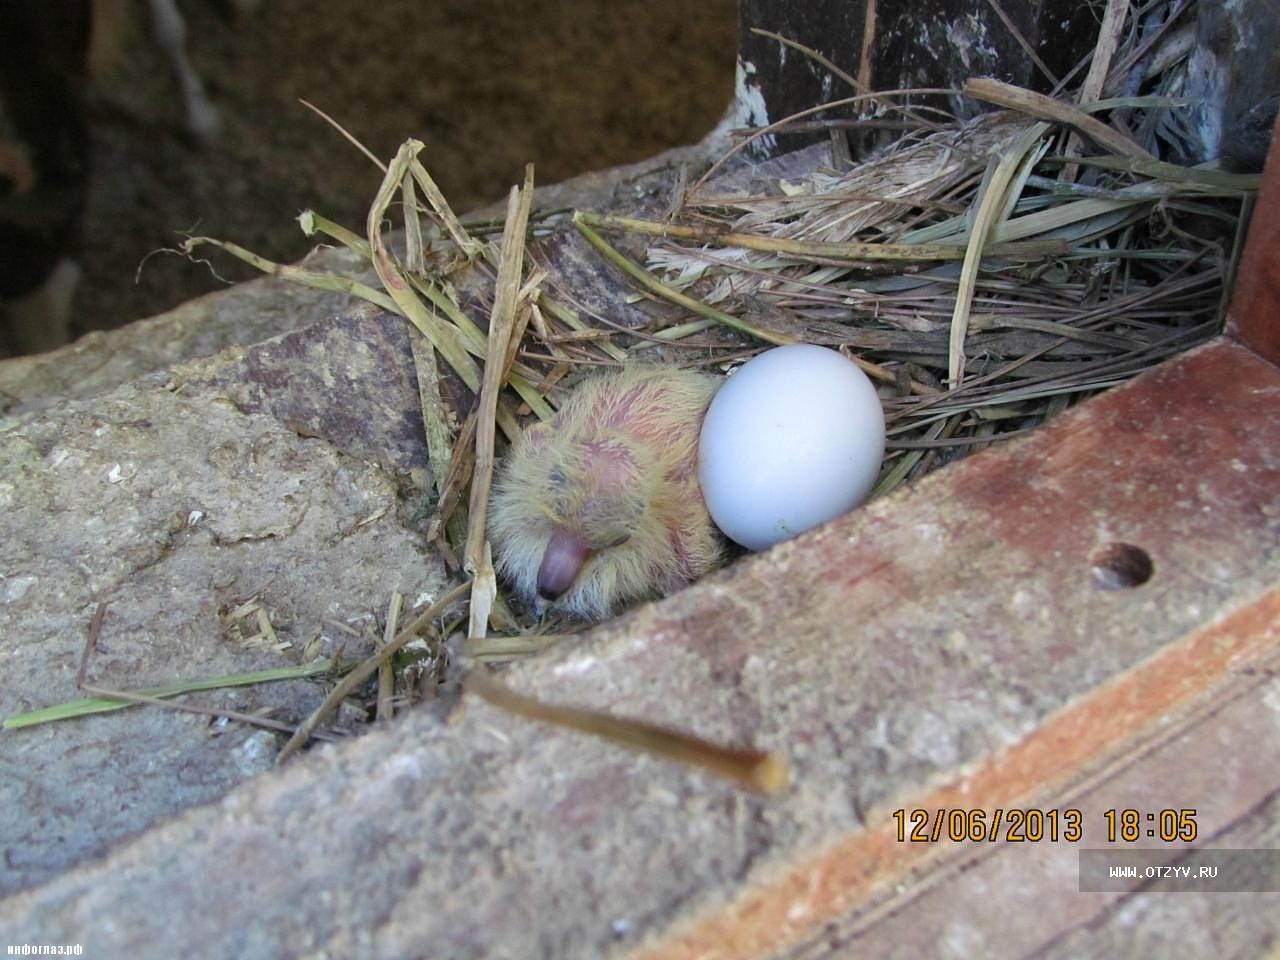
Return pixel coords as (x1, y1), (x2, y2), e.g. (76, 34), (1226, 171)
(488, 367), (726, 620)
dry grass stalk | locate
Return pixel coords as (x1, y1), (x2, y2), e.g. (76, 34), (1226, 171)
(465, 669), (789, 794)
(1060, 0), (1131, 181)
(465, 166), (536, 640)
(965, 77), (1154, 160)
(947, 121), (1051, 384)
(409, 332), (457, 511)
(376, 591), (403, 722)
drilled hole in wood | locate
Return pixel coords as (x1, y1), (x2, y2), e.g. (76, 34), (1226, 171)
(1090, 542), (1153, 590)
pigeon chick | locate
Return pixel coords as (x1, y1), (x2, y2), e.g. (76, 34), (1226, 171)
(488, 367), (725, 620)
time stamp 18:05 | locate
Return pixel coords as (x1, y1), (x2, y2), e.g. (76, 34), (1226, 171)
(892, 808), (1199, 844)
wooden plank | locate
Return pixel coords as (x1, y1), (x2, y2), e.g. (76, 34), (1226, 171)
(1227, 114), (1280, 365)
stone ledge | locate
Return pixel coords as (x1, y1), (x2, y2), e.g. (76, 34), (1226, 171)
(2, 333), (1276, 958)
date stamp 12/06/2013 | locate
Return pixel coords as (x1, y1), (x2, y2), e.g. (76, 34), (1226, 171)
(892, 807), (1199, 844)
(888, 808), (1278, 893)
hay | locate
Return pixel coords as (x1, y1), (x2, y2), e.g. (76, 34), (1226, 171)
(181, 1), (1259, 635)
(85, 1), (1260, 775)
(591, 87), (1256, 498)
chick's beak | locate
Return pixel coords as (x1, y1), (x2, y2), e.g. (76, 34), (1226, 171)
(536, 528), (593, 601)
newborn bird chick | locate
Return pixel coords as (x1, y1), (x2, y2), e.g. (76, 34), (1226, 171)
(488, 367), (725, 620)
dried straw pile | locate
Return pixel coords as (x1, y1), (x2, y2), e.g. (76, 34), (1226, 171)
(183, 6), (1260, 644)
(583, 76), (1259, 499)
(40, 2), (1250, 753)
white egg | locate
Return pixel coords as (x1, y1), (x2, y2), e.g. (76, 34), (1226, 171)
(697, 344), (885, 550)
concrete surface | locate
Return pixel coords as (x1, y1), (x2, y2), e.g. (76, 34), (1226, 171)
(1, 330), (1275, 957)
(0, 305), (449, 894)
(0, 135), (727, 906)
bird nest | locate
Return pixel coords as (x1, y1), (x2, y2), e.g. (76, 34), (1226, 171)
(12, 7), (1250, 770)
(182, 24), (1259, 652)
(583, 83), (1258, 504)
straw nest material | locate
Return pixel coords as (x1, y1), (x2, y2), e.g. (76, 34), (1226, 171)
(616, 79), (1258, 498)
(181, 10), (1260, 651)
(11, 4), (1252, 760)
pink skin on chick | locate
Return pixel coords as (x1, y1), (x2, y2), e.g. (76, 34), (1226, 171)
(488, 367), (726, 620)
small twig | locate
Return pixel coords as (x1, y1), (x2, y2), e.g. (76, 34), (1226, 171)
(964, 77), (1154, 161)
(731, 118), (926, 137)
(463, 634), (562, 661)
(1079, 0), (1131, 107)
(376, 592), (403, 722)
(410, 328), (459, 528)
(947, 120), (1050, 385)
(886, 426), (1033, 449)
(465, 669), (789, 794)
(407, 154), (482, 260)
(750, 27), (866, 94)
(908, 412), (964, 479)
(297, 210), (370, 254)
(871, 416), (950, 498)
(179, 236), (399, 313)
(463, 169), (535, 638)
(1047, 154), (1261, 193)
(465, 167), (535, 581)
(365, 143), (489, 401)
(13, 603), (337, 741)
(298, 98), (386, 172)
(428, 410), (479, 545)
(77, 601), (108, 689)
(4, 658), (346, 730)
(1061, 0), (1131, 183)
(535, 291), (629, 363)
(983, 0), (1060, 87)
